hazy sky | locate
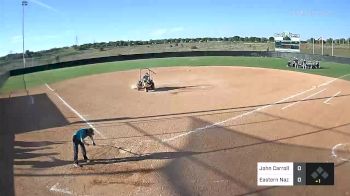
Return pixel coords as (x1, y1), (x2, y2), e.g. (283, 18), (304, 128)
(0, 0), (349, 56)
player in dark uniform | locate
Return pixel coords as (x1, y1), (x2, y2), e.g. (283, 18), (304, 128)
(72, 127), (96, 167)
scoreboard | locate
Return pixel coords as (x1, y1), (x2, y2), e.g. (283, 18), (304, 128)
(257, 162), (334, 186)
(274, 32), (301, 53)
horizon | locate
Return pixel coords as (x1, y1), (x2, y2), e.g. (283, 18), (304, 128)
(1, 0), (349, 56)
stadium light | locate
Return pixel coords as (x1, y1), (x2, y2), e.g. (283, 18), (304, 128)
(22, 0), (28, 69)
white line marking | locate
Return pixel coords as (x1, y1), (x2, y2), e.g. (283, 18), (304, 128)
(50, 183), (73, 195)
(45, 83), (55, 91)
(30, 96), (35, 105)
(324, 91), (341, 104)
(213, 180), (227, 183)
(45, 83), (106, 139)
(281, 88), (327, 110)
(163, 86), (317, 142)
(318, 74), (350, 87)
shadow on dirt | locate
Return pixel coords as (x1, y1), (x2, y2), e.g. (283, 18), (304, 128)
(14, 141), (67, 168)
(70, 93), (350, 126)
(153, 85), (203, 92)
(12, 117), (350, 196)
(0, 93), (68, 134)
(81, 151), (197, 166)
(0, 93), (69, 196)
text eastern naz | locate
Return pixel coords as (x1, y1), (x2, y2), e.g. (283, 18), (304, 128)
(258, 165), (290, 171)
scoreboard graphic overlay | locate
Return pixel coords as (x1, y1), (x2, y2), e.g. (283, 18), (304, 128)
(257, 162), (334, 186)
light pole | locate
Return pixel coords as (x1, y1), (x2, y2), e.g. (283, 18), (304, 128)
(332, 39), (334, 56)
(21, 0), (33, 104)
(321, 36), (324, 56)
(22, 0), (28, 69)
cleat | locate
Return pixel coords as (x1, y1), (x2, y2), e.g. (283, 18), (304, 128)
(73, 163), (80, 167)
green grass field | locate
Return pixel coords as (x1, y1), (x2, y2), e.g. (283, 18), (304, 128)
(1, 56), (350, 93)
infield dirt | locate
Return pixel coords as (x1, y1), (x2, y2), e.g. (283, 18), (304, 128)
(2, 66), (350, 196)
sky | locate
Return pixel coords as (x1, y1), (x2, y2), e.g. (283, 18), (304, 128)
(0, 0), (349, 56)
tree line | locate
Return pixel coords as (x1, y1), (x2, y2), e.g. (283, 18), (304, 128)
(1, 36), (349, 61)
(306, 38), (350, 44)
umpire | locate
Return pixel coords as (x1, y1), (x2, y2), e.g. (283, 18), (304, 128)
(72, 127), (96, 167)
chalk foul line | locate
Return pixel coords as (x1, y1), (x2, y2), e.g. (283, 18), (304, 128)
(318, 74), (350, 87)
(162, 73), (349, 142)
(324, 91), (341, 105)
(162, 86), (317, 142)
(45, 83), (106, 139)
(49, 183), (73, 195)
(281, 88), (327, 110)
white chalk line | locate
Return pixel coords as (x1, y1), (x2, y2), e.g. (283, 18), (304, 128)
(281, 88), (327, 110)
(324, 91), (341, 104)
(45, 83), (106, 139)
(45, 83), (55, 91)
(50, 183), (73, 195)
(162, 86), (317, 142)
(163, 73), (349, 142)
(318, 74), (350, 87)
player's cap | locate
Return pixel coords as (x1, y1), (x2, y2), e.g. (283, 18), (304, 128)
(86, 128), (94, 135)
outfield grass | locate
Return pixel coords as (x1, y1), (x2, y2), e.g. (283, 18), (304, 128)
(1, 56), (350, 93)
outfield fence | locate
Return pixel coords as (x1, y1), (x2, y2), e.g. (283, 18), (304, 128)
(8, 51), (350, 76)
(269, 52), (350, 64)
(0, 71), (9, 89)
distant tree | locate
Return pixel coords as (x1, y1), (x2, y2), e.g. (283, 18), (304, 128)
(283, 36), (291, 41)
(269, 37), (275, 42)
(55, 55), (60, 63)
(248, 37), (255, 42)
(340, 38), (346, 44)
(326, 38), (333, 44)
(201, 37), (209, 42)
(233, 36), (240, 41)
(25, 50), (33, 58)
(307, 38), (315, 43)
